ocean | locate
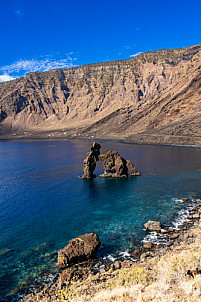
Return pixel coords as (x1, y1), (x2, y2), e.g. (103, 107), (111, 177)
(0, 139), (200, 300)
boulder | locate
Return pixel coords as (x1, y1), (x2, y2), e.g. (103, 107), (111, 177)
(161, 228), (169, 234)
(144, 221), (162, 232)
(82, 142), (101, 178)
(56, 233), (101, 268)
(131, 247), (142, 258)
(143, 241), (154, 249)
(169, 233), (180, 240)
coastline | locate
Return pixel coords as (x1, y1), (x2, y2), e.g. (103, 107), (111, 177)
(21, 197), (201, 302)
(1, 138), (200, 301)
(0, 134), (201, 149)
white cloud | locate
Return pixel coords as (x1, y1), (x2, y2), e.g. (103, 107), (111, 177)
(0, 74), (16, 83)
(0, 53), (78, 78)
(130, 52), (142, 58)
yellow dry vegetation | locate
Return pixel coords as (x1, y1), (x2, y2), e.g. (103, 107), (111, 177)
(58, 228), (201, 302)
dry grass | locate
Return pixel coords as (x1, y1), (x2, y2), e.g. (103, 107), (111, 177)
(58, 227), (201, 302)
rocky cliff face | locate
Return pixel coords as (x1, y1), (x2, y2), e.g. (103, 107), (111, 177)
(0, 44), (201, 145)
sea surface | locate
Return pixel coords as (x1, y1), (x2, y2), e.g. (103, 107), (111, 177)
(0, 139), (200, 300)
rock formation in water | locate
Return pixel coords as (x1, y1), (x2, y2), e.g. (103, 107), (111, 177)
(99, 150), (140, 178)
(99, 150), (128, 177)
(126, 159), (140, 176)
(82, 143), (140, 178)
(82, 142), (101, 178)
(56, 233), (101, 268)
(0, 44), (201, 146)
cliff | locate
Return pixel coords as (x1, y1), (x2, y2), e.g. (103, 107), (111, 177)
(0, 44), (201, 145)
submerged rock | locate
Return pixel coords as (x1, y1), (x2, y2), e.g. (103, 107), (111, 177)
(56, 233), (101, 268)
(0, 248), (13, 258)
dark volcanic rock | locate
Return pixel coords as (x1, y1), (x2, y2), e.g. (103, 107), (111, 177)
(82, 142), (101, 178)
(56, 233), (101, 268)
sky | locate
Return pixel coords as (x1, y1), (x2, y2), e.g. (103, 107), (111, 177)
(0, 0), (201, 82)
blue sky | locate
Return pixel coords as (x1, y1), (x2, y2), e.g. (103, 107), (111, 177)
(0, 0), (201, 82)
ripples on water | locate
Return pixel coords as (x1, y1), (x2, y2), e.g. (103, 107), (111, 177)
(0, 139), (200, 300)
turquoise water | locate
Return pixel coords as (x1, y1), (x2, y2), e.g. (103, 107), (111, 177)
(0, 139), (200, 300)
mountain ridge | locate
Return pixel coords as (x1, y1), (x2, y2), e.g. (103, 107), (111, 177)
(0, 44), (201, 145)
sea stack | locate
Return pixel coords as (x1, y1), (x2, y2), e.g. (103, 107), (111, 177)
(81, 142), (140, 178)
(82, 142), (101, 178)
(99, 150), (140, 178)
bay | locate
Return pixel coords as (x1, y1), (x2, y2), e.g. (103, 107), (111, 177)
(0, 139), (200, 300)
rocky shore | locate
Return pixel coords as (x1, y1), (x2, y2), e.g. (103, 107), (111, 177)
(23, 197), (201, 302)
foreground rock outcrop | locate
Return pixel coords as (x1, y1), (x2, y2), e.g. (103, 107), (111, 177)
(82, 143), (140, 178)
(56, 233), (101, 268)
